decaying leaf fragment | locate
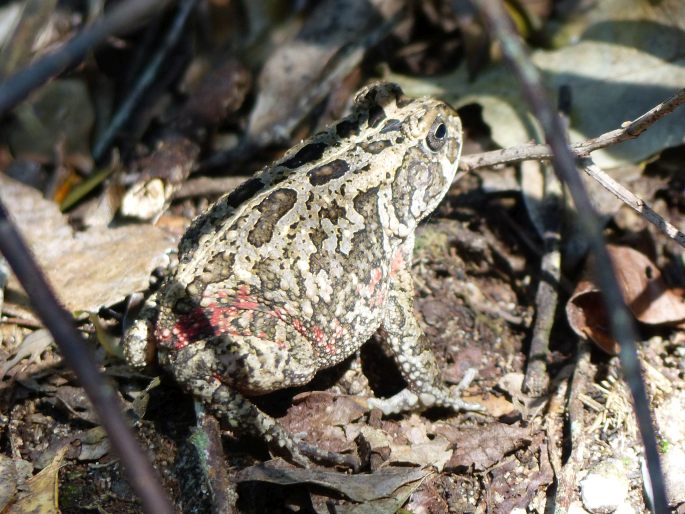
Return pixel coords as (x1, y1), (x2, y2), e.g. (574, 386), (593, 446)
(247, 0), (405, 147)
(566, 244), (685, 353)
(441, 423), (532, 472)
(236, 459), (430, 503)
(4, 445), (67, 514)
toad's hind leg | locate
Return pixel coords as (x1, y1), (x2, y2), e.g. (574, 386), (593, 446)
(165, 322), (360, 469)
(208, 382), (360, 469)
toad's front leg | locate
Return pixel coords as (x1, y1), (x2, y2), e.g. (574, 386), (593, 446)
(368, 245), (483, 415)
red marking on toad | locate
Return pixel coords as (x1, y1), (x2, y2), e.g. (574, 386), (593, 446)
(390, 249), (404, 277)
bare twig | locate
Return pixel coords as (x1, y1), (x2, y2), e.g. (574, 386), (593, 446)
(555, 342), (592, 511)
(470, 1), (668, 511)
(522, 90), (569, 396)
(522, 192), (561, 396)
(581, 157), (685, 247)
(459, 88), (685, 173)
(0, 200), (173, 514)
(92, 0), (199, 162)
(0, 0), (173, 117)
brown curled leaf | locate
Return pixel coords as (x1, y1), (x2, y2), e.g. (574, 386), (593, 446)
(566, 244), (685, 353)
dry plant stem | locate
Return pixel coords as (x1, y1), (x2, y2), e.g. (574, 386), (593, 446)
(0, 200), (173, 514)
(543, 365), (572, 490)
(523, 101), (565, 396)
(1, 317), (44, 329)
(582, 157), (685, 247)
(554, 341), (592, 512)
(192, 407), (238, 512)
(92, 0), (199, 162)
(522, 225), (560, 396)
(470, 1), (668, 511)
(459, 88), (685, 173)
(0, 0), (173, 115)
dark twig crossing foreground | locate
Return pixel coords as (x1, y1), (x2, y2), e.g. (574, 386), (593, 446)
(0, 2), (179, 512)
(92, 0), (199, 162)
(0, 200), (174, 514)
(469, 0), (669, 511)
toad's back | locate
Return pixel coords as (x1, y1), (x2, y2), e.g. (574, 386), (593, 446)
(148, 83), (462, 394)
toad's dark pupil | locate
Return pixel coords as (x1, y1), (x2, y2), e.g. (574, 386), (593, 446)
(434, 123), (446, 139)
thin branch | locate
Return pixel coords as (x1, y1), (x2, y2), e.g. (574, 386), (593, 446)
(522, 177), (562, 396)
(0, 200), (173, 514)
(523, 91), (568, 396)
(581, 157), (685, 247)
(0, 0), (174, 117)
(173, 175), (250, 200)
(459, 88), (685, 172)
(470, 1), (668, 512)
(555, 342), (592, 511)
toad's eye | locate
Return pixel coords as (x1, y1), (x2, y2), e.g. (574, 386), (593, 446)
(426, 121), (447, 151)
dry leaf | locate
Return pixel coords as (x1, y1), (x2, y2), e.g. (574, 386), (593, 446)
(281, 392), (365, 454)
(0, 454), (32, 511)
(389, 0), (685, 169)
(236, 459), (430, 502)
(566, 244), (685, 353)
(1, 175), (174, 313)
(247, 0), (404, 147)
(5, 445), (67, 514)
(443, 424), (532, 472)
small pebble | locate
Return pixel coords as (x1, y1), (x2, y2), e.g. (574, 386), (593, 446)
(662, 446), (685, 505)
(580, 459), (630, 513)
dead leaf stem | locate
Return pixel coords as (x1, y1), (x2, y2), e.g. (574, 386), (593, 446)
(554, 341), (592, 512)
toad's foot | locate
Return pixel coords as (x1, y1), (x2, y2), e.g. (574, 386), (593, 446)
(367, 368), (484, 415)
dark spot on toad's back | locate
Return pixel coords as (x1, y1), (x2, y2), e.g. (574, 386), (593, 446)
(353, 164), (371, 175)
(368, 103), (386, 128)
(361, 139), (392, 154)
(247, 188), (297, 247)
(350, 187), (383, 260)
(280, 142), (327, 169)
(353, 187), (380, 219)
(380, 119), (402, 134)
(319, 200), (346, 222)
(226, 177), (263, 208)
(308, 159), (349, 186)
(336, 119), (360, 138)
